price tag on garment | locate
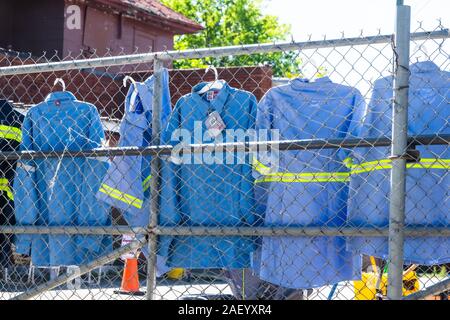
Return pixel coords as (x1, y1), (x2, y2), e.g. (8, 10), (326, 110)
(120, 234), (139, 260)
(207, 90), (220, 101)
(205, 111), (226, 138)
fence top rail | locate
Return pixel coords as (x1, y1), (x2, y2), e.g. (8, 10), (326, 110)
(0, 30), (448, 77)
(0, 134), (447, 161)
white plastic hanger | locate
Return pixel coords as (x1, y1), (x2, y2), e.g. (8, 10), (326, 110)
(123, 75), (139, 112)
(53, 78), (66, 92)
(123, 75), (137, 88)
(198, 65), (225, 95)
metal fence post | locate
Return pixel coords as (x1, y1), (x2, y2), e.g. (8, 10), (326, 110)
(146, 57), (164, 300)
(387, 2), (411, 300)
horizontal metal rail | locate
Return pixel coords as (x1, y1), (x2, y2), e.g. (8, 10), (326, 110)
(155, 227), (450, 237)
(0, 30), (448, 76)
(0, 226), (148, 235)
(0, 226), (448, 237)
(0, 134), (447, 161)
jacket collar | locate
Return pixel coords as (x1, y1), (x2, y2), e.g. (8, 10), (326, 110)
(191, 81), (231, 113)
(410, 61), (440, 74)
(45, 91), (77, 102)
(290, 76), (332, 90)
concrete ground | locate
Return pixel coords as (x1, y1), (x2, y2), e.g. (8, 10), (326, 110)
(0, 275), (444, 300)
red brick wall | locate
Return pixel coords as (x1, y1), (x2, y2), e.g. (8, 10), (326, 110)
(0, 53), (273, 122)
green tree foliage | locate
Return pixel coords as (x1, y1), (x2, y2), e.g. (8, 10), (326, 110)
(161, 0), (299, 76)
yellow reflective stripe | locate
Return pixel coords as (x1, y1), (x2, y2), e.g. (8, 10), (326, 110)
(254, 158), (449, 183)
(0, 179), (13, 201)
(351, 158), (450, 174)
(0, 187), (13, 200)
(253, 158), (272, 175)
(0, 125), (22, 143)
(99, 184), (143, 209)
(142, 175), (152, 191)
(256, 172), (350, 183)
(343, 157), (353, 168)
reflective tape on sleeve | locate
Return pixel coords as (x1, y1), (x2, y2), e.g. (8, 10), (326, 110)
(0, 125), (22, 143)
(99, 184), (143, 209)
(255, 171), (350, 183)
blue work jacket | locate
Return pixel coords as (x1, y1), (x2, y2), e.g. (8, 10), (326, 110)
(347, 61), (450, 265)
(97, 69), (171, 226)
(97, 70), (171, 275)
(255, 77), (363, 289)
(14, 91), (112, 266)
(159, 82), (258, 269)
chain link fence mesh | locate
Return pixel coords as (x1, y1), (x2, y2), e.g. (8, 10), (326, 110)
(0, 21), (448, 300)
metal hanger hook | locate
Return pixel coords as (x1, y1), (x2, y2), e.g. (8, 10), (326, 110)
(205, 65), (219, 82)
(53, 78), (66, 92)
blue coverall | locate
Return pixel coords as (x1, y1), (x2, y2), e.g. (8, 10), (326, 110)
(159, 82), (258, 269)
(255, 77), (363, 289)
(347, 61), (450, 265)
(97, 70), (172, 275)
(14, 91), (112, 266)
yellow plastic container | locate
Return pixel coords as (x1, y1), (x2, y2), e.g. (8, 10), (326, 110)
(354, 271), (419, 300)
(354, 272), (387, 300)
(166, 268), (185, 280)
(402, 271), (421, 296)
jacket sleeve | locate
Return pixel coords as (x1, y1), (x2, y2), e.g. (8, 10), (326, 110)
(240, 94), (258, 226)
(346, 91), (367, 139)
(77, 106), (111, 252)
(253, 91), (276, 178)
(88, 105), (105, 148)
(160, 68), (172, 131)
(340, 90), (367, 168)
(158, 98), (183, 258)
(13, 111), (39, 255)
(97, 88), (146, 214)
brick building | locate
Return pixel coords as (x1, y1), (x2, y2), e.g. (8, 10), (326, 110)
(0, 0), (273, 130)
(0, 0), (203, 58)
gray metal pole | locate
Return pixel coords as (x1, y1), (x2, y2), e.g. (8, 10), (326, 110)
(387, 4), (411, 300)
(146, 58), (164, 300)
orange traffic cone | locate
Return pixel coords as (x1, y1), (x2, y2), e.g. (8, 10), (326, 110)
(114, 258), (146, 296)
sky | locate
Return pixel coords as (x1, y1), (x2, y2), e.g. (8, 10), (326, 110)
(260, 0), (449, 95)
(261, 0), (450, 40)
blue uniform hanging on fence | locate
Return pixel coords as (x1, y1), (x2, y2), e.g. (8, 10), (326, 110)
(254, 77), (363, 289)
(159, 81), (258, 269)
(14, 91), (112, 266)
(97, 70), (172, 276)
(97, 70), (171, 226)
(0, 100), (24, 269)
(347, 61), (450, 265)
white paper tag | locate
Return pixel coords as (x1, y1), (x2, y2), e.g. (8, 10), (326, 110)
(205, 111), (226, 138)
(120, 234), (139, 260)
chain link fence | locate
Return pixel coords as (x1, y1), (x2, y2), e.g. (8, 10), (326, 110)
(0, 12), (448, 300)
